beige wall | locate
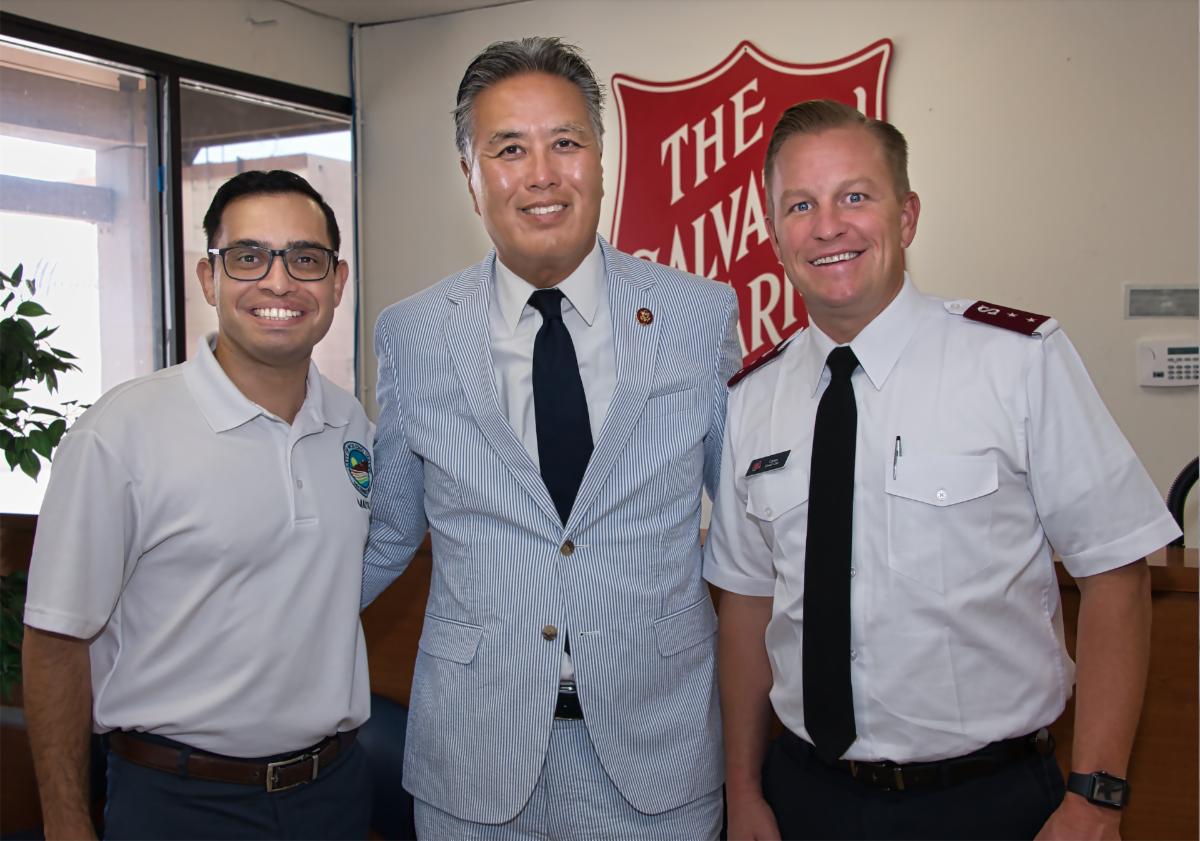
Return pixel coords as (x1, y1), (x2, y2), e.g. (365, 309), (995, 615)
(2, 0), (350, 96)
(357, 0), (1199, 530)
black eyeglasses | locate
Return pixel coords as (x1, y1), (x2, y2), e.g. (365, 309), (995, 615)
(208, 245), (338, 282)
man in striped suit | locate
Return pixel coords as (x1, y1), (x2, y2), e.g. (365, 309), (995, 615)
(363, 36), (741, 840)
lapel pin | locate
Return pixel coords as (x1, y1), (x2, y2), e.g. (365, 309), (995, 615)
(636, 307), (653, 325)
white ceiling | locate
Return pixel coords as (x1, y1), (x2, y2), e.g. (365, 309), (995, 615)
(284, 0), (527, 25)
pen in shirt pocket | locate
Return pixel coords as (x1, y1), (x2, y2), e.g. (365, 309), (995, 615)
(893, 435), (902, 479)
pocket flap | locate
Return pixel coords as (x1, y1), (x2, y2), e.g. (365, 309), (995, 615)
(745, 469), (807, 522)
(418, 614), (484, 664)
(654, 597), (718, 657)
(645, 387), (700, 418)
(886, 453), (998, 507)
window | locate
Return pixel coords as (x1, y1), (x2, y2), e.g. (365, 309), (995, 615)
(0, 41), (158, 513)
(0, 15), (354, 514)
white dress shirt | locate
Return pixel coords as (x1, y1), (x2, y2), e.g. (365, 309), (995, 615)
(704, 275), (1180, 763)
(490, 240), (615, 464)
(489, 239), (615, 680)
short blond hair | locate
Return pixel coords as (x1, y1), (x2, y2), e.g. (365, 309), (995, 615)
(763, 99), (910, 202)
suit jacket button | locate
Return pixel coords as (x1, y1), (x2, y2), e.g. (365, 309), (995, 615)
(560, 540), (575, 556)
(542, 624), (558, 641)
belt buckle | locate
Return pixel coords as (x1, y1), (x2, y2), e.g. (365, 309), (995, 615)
(265, 752), (318, 792)
(848, 759), (906, 791)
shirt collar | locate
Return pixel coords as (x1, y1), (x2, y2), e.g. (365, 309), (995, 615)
(493, 238), (603, 335)
(185, 334), (338, 433)
(798, 273), (928, 396)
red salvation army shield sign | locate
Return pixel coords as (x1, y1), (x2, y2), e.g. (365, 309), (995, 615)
(610, 40), (893, 365)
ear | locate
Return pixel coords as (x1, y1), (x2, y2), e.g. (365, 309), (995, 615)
(461, 157), (482, 217)
(765, 214), (784, 265)
(331, 259), (349, 307)
(197, 257), (218, 307)
(899, 191), (921, 248)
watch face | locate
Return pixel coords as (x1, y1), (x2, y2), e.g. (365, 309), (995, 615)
(1092, 774), (1127, 806)
(1070, 771), (1129, 809)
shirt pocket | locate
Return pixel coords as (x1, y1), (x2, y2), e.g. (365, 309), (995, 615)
(884, 453), (998, 592)
(745, 466), (808, 524)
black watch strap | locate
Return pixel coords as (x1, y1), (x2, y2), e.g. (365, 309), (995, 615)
(1067, 771), (1129, 810)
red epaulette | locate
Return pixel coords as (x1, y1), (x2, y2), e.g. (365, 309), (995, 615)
(728, 337), (794, 388)
(944, 299), (1057, 336)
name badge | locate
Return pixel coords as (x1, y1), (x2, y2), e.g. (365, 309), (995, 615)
(746, 450), (790, 477)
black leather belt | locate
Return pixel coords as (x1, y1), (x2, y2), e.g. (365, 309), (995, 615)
(108, 729), (357, 792)
(781, 727), (1053, 792)
(555, 690), (583, 719)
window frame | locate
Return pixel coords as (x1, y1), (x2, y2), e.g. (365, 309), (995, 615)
(0, 10), (354, 372)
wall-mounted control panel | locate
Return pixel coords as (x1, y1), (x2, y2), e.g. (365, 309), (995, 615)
(1137, 339), (1199, 387)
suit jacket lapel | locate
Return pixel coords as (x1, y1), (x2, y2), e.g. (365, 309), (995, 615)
(567, 240), (660, 532)
(445, 254), (561, 526)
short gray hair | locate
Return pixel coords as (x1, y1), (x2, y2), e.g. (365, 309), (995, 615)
(454, 36), (605, 162)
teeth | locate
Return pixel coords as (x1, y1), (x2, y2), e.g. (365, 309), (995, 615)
(254, 307), (302, 320)
(811, 251), (862, 266)
(524, 204), (565, 215)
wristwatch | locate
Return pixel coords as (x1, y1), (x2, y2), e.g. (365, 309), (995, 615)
(1067, 771), (1129, 810)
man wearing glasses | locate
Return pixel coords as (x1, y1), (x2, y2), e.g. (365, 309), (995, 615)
(22, 170), (373, 839)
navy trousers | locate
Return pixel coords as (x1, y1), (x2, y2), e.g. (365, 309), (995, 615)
(103, 739), (370, 840)
(762, 734), (1066, 840)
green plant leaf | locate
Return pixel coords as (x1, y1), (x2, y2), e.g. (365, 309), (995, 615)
(11, 265), (23, 285)
(18, 449), (41, 479)
(1, 292), (12, 309)
(16, 301), (48, 318)
(28, 429), (52, 458)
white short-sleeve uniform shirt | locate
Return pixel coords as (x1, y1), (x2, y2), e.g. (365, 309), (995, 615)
(25, 338), (373, 758)
(704, 276), (1180, 764)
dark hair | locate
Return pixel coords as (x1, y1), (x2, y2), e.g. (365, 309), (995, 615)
(454, 36), (604, 161)
(763, 99), (910, 202)
(202, 170), (341, 252)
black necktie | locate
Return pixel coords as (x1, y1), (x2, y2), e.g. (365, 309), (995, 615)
(529, 289), (593, 525)
(803, 345), (860, 762)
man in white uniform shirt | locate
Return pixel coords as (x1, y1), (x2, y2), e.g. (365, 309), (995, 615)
(23, 170), (373, 840)
(705, 100), (1180, 840)
(364, 37), (740, 840)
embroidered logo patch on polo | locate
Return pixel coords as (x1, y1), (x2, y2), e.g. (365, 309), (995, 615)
(344, 442), (371, 497)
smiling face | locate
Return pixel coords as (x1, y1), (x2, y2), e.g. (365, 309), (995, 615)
(766, 125), (920, 343)
(197, 191), (347, 375)
(462, 72), (604, 288)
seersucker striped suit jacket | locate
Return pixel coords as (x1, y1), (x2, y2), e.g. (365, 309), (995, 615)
(362, 236), (741, 823)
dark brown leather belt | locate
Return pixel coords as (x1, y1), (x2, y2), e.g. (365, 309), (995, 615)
(108, 729), (357, 793)
(782, 727), (1053, 791)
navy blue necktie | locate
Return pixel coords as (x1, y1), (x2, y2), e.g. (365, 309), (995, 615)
(529, 289), (593, 525)
(803, 345), (860, 762)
